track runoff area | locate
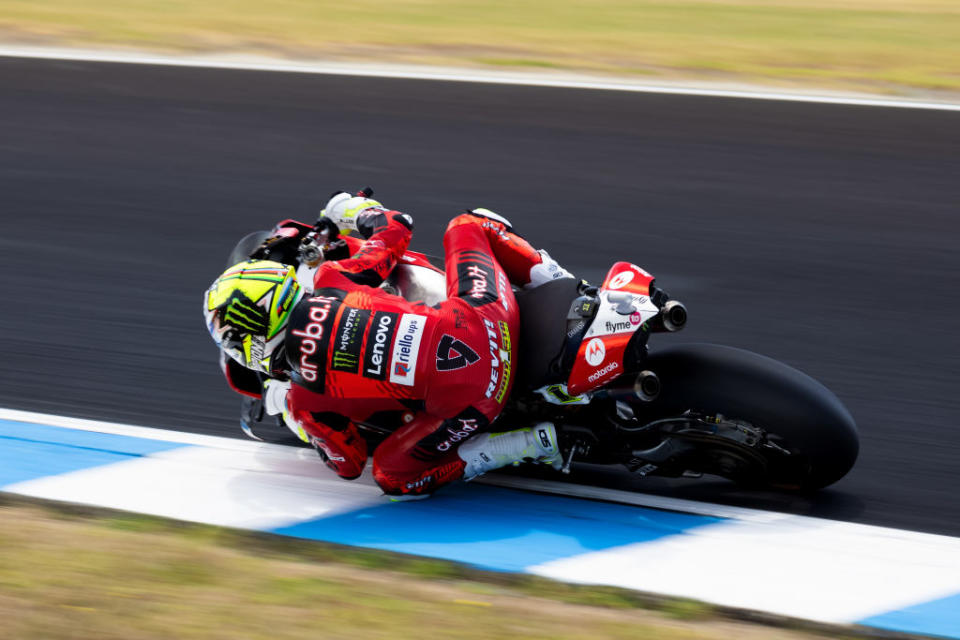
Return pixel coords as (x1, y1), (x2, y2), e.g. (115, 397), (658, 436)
(1, 47), (959, 639)
(3, 408), (960, 638)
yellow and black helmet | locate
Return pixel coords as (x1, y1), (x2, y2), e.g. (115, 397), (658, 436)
(203, 260), (304, 373)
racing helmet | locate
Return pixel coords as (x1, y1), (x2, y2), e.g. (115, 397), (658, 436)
(203, 260), (304, 373)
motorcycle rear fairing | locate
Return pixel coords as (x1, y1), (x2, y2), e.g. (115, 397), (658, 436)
(566, 262), (661, 395)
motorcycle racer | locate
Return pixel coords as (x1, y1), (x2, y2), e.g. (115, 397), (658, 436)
(204, 192), (576, 497)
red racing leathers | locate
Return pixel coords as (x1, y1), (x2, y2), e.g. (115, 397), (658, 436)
(282, 208), (546, 495)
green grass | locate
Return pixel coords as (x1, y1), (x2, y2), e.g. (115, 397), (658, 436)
(0, 498), (860, 640)
(0, 0), (958, 94)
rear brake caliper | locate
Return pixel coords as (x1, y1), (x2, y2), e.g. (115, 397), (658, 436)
(693, 413), (792, 456)
(698, 413), (763, 447)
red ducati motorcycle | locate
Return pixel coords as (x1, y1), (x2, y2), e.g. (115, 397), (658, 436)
(226, 210), (858, 492)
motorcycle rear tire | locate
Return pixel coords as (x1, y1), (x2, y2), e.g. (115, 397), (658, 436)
(642, 343), (859, 490)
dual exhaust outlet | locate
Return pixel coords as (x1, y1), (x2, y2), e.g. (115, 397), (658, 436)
(598, 370), (661, 402)
(631, 300), (685, 400)
(660, 300), (687, 332)
(634, 370), (661, 402)
(653, 299), (687, 332)
(594, 298), (686, 403)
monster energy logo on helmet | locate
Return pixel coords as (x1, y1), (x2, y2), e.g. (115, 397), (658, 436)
(204, 259), (304, 372)
(223, 291), (269, 334)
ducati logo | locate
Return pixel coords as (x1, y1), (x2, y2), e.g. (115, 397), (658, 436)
(436, 334), (481, 371)
(585, 337), (606, 367)
(608, 271), (634, 290)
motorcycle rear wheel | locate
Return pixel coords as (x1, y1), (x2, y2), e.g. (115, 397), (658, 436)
(640, 343), (859, 490)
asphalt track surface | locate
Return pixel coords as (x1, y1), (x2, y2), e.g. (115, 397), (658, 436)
(2, 57), (958, 536)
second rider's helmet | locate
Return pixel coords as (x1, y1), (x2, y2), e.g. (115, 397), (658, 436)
(203, 260), (304, 373)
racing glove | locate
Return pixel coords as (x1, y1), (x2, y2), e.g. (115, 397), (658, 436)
(309, 424), (368, 480)
(286, 399), (369, 479)
(322, 191), (383, 235)
(322, 191), (413, 240)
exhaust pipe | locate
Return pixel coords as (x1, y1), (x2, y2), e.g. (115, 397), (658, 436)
(661, 300), (687, 332)
(634, 370), (661, 402)
(593, 370), (660, 402)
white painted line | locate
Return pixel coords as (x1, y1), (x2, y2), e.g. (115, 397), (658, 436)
(2, 44), (959, 112)
(6, 444), (385, 529)
(0, 407), (256, 450)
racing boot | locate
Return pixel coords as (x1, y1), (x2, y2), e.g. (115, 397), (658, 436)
(458, 422), (562, 480)
(527, 249), (575, 289)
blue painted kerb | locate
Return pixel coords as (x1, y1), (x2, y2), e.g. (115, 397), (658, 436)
(0, 419), (185, 488)
(274, 482), (724, 571)
(859, 592), (960, 640)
